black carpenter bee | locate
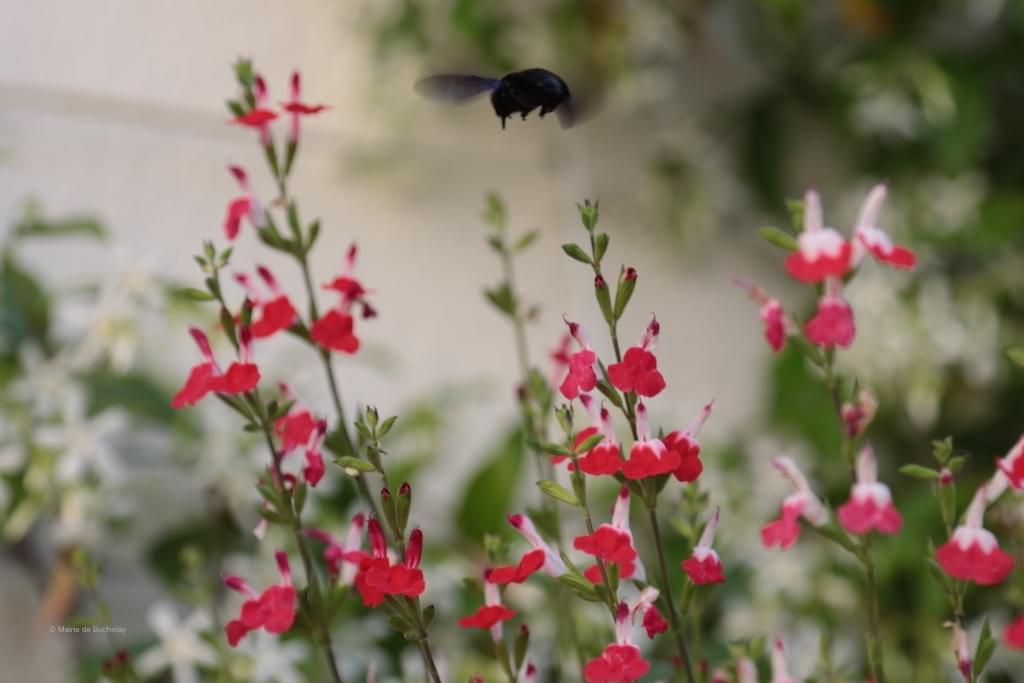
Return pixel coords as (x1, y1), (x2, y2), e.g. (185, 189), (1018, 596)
(415, 68), (578, 129)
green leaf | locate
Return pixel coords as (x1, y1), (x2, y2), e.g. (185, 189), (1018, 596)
(336, 456), (377, 473)
(513, 230), (539, 253)
(561, 243), (592, 264)
(0, 252), (51, 348)
(1006, 346), (1024, 368)
(544, 442), (572, 456)
(932, 437), (954, 465)
(457, 429), (525, 541)
(13, 214), (107, 240)
(577, 199), (599, 231)
(557, 572), (600, 602)
(759, 226), (798, 251)
(974, 618), (996, 677)
(536, 479), (580, 507)
(174, 287), (215, 302)
(483, 192), (506, 229)
(786, 198), (805, 233)
(484, 283), (517, 316)
(85, 370), (179, 424)
(574, 432), (605, 454)
(422, 604), (436, 629)
(378, 415), (398, 437)
(899, 464), (939, 480)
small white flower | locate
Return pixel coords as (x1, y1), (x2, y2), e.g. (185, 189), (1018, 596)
(135, 603), (218, 683)
(34, 390), (127, 486)
(236, 631), (308, 683)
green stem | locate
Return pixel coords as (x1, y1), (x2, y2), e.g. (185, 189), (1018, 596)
(296, 252), (383, 523)
(571, 468), (618, 616)
(646, 506), (696, 683)
(253, 394), (344, 683)
(861, 536), (886, 683)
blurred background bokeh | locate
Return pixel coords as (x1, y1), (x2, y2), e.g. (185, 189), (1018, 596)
(2, 1), (1023, 681)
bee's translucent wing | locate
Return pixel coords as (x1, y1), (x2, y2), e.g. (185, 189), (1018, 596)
(415, 75), (501, 103)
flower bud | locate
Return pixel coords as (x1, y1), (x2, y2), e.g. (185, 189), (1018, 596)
(595, 275), (614, 324)
(381, 487), (399, 537)
(514, 623), (531, 671)
(613, 267), (638, 320)
(939, 468), (954, 486)
(397, 482), (412, 533)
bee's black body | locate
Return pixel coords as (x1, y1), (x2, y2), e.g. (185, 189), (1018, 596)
(415, 68), (577, 129)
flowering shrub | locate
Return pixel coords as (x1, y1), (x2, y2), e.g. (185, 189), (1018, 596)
(6, 60), (1024, 683)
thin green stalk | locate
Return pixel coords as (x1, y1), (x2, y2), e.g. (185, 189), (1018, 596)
(861, 536), (886, 683)
(253, 395), (344, 683)
(570, 468), (618, 617)
(646, 506), (696, 683)
(295, 252), (382, 523)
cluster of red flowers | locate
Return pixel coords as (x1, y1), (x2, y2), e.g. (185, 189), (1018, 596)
(554, 316), (712, 484)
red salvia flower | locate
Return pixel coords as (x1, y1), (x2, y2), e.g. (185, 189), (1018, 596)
(354, 521), (427, 606)
(305, 514), (367, 584)
(584, 603), (650, 683)
(837, 446), (902, 535)
(607, 316), (666, 397)
(579, 488), (645, 584)
(507, 514), (568, 577)
(664, 401), (712, 483)
(761, 457), (828, 550)
(232, 75), (277, 146)
(234, 266), (297, 338)
(171, 327), (260, 408)
(459, 572), (515, 641)
(642, 604), (668, 639)
(303, 419), (327, 486)
(622, 402), (680, 480)
(273, 384), (319, 452)
(936, 475), (1013, 585)
(784, 189), (852, 283)
(458, 604), (517, 630)
(322, 244), (376, 319)
(311, 309), (360, 353)
(281, 71), (328, 143)
(559, 319), (598, 399)
(223, 165), (266, 240)
(550, 333), (573, 388)
(222, 551), (296, 647)
(573, 394), (622, 476)
(761, 299), (786, 352)
(683, 507), (725, 585)
(805, 279), (855, 348)
(1005, 614), (1024, 650)
(629, 586), (666, 639)
(996, 434), (1024, 490)
(487, 549), (546, 585)
(574, 526), (636, 565)
(852, 184), (916, 270)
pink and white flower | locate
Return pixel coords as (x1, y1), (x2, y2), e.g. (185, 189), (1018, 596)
(682, 506), (724, 584)
(784, 189), (852, 283)
(761, 457), (828, 550)
(852, 184), (916, 270)
(935, 474), (1013, 585)
(805, 278), (855, 348)
(507, 513), (567, 577)
(837, 446), (903, 535)
(663, 401), (713, 483)
(622, 402), (680, 480)
(559, 319), (599, 399)
(771, 635), (801, 683)
(583, 602), (650, 683)
(996, 434), (1024, 490)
